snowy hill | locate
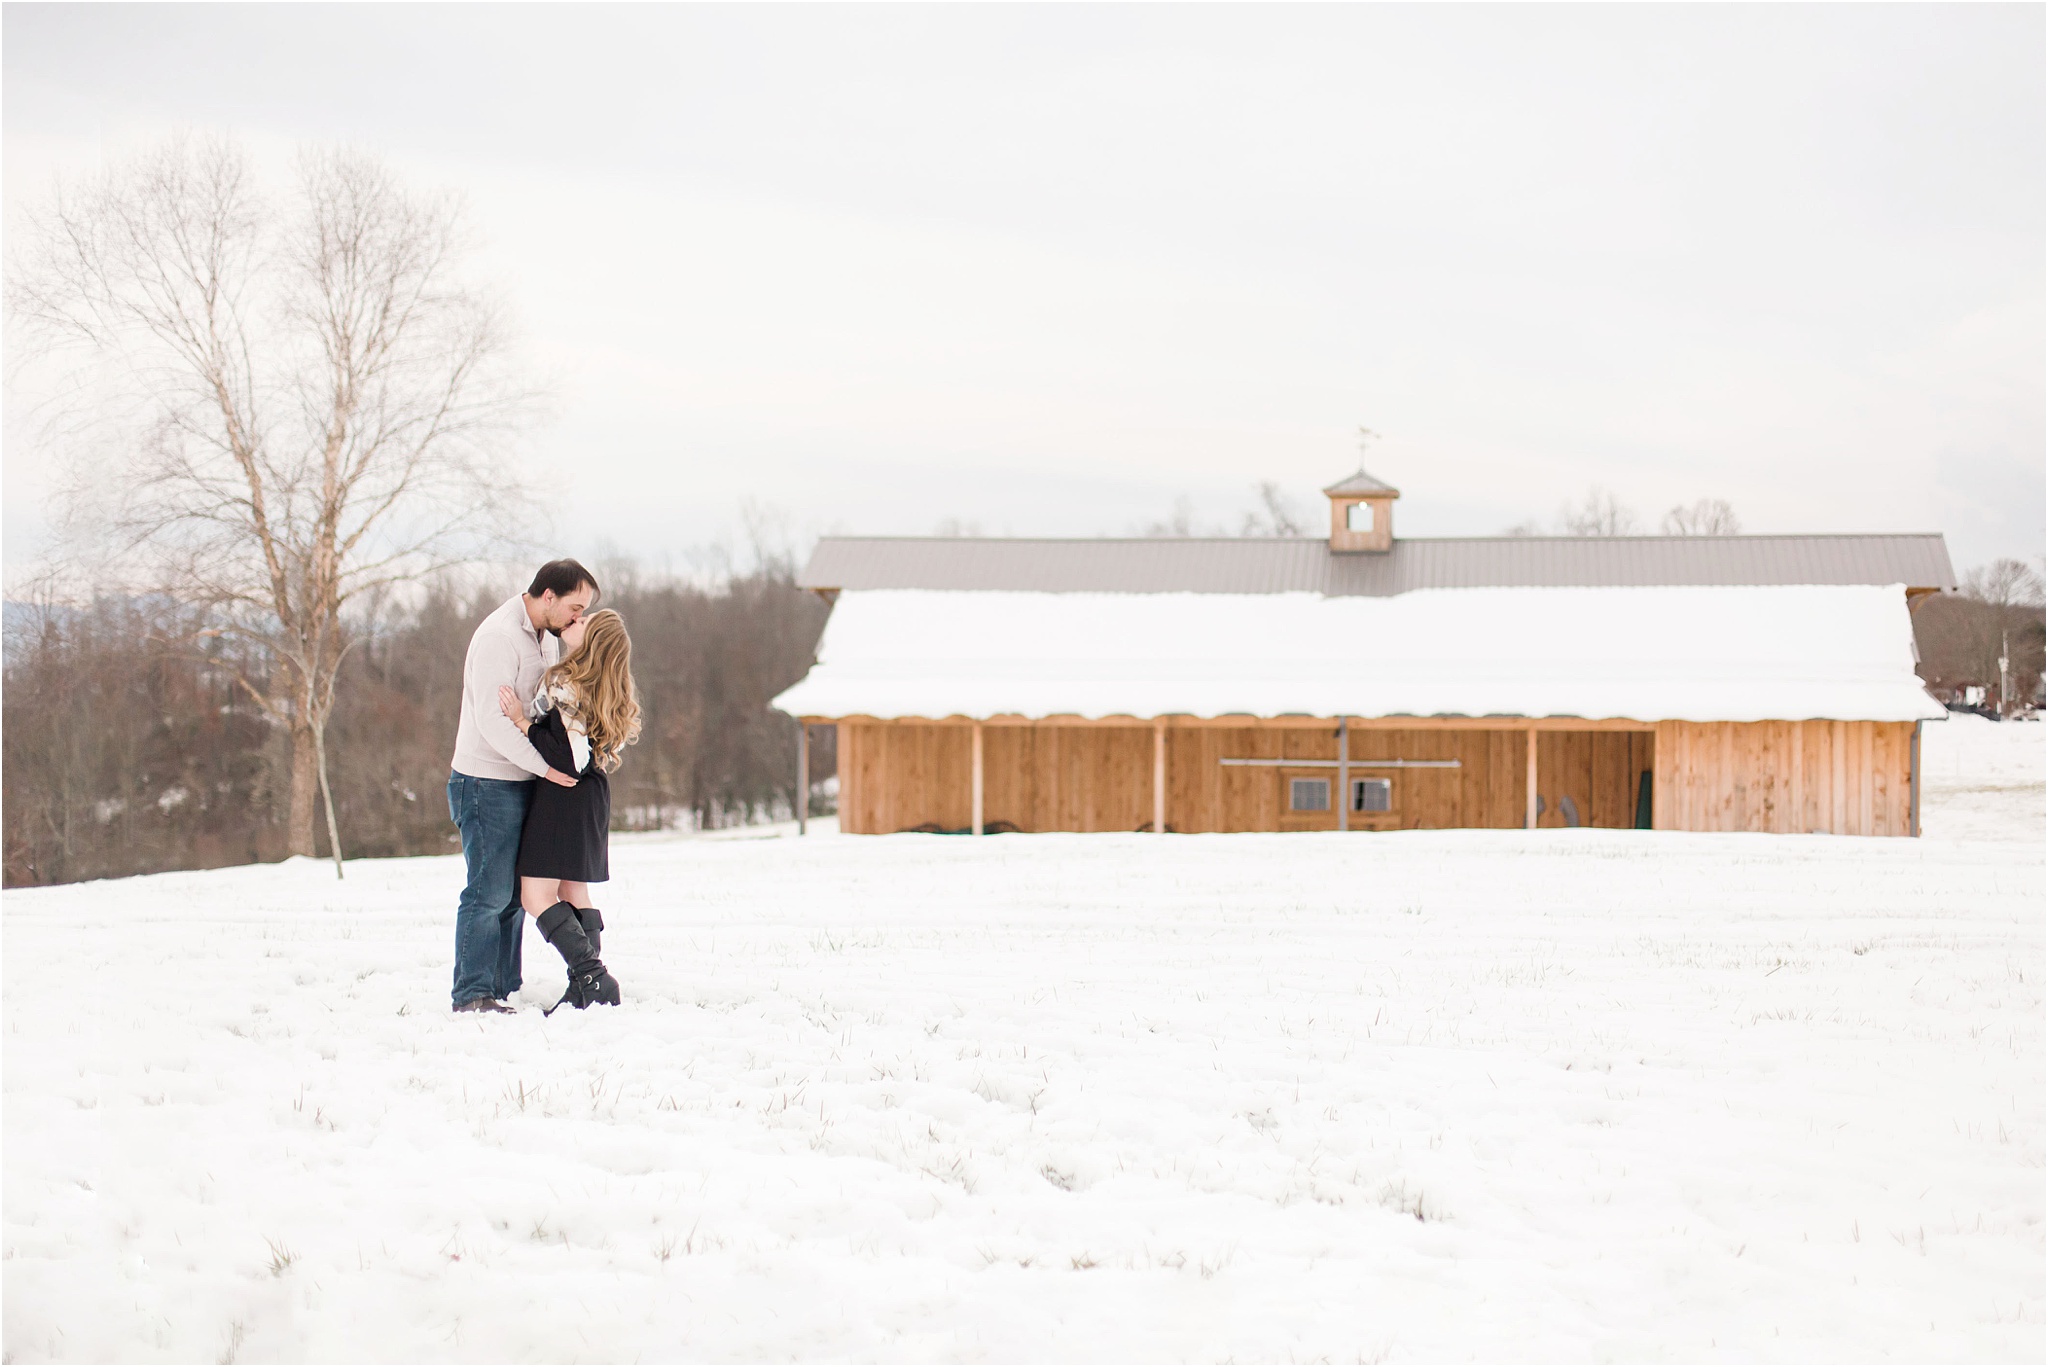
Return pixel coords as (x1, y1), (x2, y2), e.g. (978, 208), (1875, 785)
(3, 720), (2041, 1360)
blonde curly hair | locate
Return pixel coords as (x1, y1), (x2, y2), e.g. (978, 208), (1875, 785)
(542, 608), (643, 772)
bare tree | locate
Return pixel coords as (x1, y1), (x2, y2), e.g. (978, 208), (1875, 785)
(9, 136), (541, 876)
(1916, 560), (2046, 714)
(1661, 498), (1742, 536)
(1501, 492), (1736, 538)
(1962, 558), (2046, 608)
(1137, 483), (1312, 539)
(1556, 487), (1642, 537)
(1238, 481), (1310, 537)
(1140, 495), (1202, 538)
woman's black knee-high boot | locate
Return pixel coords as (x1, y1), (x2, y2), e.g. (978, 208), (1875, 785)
(574, 906), (602, 955)
(536, 901), (621, 1012)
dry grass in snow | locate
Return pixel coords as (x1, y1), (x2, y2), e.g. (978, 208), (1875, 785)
(3, 719), (2041, 1361)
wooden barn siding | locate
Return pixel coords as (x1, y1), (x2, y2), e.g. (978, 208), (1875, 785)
(1533, 731), (1655, 830)
(837, 723), (1155, 833)
(842, 721), (1639, 833)
(983, 726), (1154, 833)
(1166, 726), (1546, 832)
(1650, 720), (1913, 836)
(837, 719), (1914, 836)
(838, 720), (974, 833)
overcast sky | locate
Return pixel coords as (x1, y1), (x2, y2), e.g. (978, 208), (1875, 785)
(5, 3), (2042, 577)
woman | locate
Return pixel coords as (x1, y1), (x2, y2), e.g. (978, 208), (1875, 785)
(496, 607), (643, 1013)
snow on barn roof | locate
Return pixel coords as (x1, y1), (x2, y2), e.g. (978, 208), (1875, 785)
(798, 533), (1957, 597)
(772, 583), (1947, 724)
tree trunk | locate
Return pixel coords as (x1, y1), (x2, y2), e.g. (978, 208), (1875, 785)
(288, 721), (319, 857)
(312, 722), (345, 879)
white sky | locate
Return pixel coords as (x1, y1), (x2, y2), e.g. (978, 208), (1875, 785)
(4, 4), (2042, 576)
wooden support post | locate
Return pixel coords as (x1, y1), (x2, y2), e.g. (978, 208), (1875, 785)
(1651, 725), (1668, 831)
(1525, 726), (1538, 830)
(1843, 721), (1859, 840)
(971, 721), (984, 836)
(1153, 719), (1167, 834)
(1336, 716), (1349, 833)
(1909, 720), (1922, 838)
(1858, 723), (1874, 837)
(1790, 722), (1805, 832)
(797, 723), (809, 836)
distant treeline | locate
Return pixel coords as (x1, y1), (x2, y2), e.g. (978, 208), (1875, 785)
(1913, 587), (2045, 711)
(2, 565), (835, 887)
(3, 566), (2040, 887)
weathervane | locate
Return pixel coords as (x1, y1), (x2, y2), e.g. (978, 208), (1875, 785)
(1356, 426), (1379, 474)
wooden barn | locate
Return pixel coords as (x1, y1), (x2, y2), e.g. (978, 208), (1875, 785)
(774, 473), (1955, 837)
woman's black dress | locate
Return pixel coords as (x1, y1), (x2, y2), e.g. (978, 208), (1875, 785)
(515, 702), (611, 883)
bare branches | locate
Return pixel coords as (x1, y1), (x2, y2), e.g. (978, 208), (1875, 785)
(1241, 481), (1309, 537)
(1137, 484), (1313, 538)
(1917, 562), (2046, 711)
(1963, 558), (2046, 609)
(8, 136), (544, 864)
(1661, 498), (1742, 536)
(1502, 490), (1744, 538)
(1555, 488), (1642, 537)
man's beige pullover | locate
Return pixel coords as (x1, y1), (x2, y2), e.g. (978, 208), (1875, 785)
(450, 594), (560, 781)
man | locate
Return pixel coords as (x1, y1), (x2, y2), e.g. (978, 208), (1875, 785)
(447, 560), (598, 1013)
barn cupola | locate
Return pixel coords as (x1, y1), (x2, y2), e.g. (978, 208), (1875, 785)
(1323, 469), (1400, 553)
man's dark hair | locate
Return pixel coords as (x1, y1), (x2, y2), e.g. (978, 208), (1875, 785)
(528, 558), (599, 601)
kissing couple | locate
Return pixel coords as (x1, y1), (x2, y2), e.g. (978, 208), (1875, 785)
(445, 558), (644, 1015)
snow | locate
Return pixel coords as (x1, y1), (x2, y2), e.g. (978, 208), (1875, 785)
(1920, 715), (2046, 845)
(5, 727), (2040, 1362)
(772, 585), (1948, 723)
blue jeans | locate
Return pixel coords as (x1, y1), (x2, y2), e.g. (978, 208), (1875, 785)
(448, 771), (534, 1008)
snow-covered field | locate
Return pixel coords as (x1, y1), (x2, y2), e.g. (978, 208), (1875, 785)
(5, 719), (2041, 1362)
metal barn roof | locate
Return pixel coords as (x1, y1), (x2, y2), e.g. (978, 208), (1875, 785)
(798, 534), (1957, 597)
